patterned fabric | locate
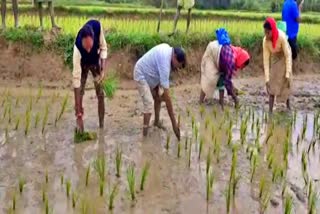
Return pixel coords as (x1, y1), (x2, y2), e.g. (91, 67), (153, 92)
(219, 45), (236, 96)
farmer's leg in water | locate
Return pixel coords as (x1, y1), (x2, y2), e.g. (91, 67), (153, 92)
(186, 8), (192, 33)
(91, 64), (105, 129)
(172, 6), (182, 34)
(152, 86), (165, 129)
(12, 0), (18, 28)
(48, 1), (60, 29)
(1, 0), (6, 29)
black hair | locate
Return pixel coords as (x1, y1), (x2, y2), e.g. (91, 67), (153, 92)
(79, 24), (94, 39)
(263, 22), (272, 30)
(173, 47), (186, 68)
(244, 59), (250, 67)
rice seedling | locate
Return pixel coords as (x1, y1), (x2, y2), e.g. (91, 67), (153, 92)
(272, 165), (280, 183)
(36, 85), (43, 103)
(308, 188), (317, 214)
(177, 142), (181, 158)
(24, 110), (31, 136)
(140, 161), (150, 191)
(302, 114), (308, 140)
(260, 191), (271, 213)
(34, 112), (40, 128)
(14, 116), (20, 130)
(94, 155), (106, 182)
(66, 179), (71, 198)
(225, 183), (232, 214)
(188, 140), (192, 168)
(265, 128), (273, 145)
(199, 137), (204, 160)
(250, 153), (257, 183)
(205, 116), (210, 130)
(282, 182), (287, 198)
(5, 126), (9, 143)
(199, 105), (205, 118)
(115, 147), (122, 178)
(211, 125), (215, 142)
(42, 186), (46, 202)
(212, 107), (217, 118)
(18, 177), (26, 194)
(108, 183), (119, 211)
(206, 167), (214, 202)
(12, 192), (16, 211)
(102, 74), (119, 99)
(72, 191), (78, 208)
(184, 137), (188, 150)
(2, 104), (8, 120)
(80, 198), (89, 214)
(15, 97), (19, 108)
(45, 196), (49, 214)
(45, 170), (49, 184)
(301, 150), (308, 175)
(251, 117), (255, 133)
(28, 96), (33, 112)
(57, 94), (69, 122)
(85, 165), (90, 187)
(165, 134), (170, 152)
(42, 103), (49, 134)
(206, 148), (212, 175)
(194, 124), (199, 142)
(213, 138), (220, 163)
(232, 175), (240, 199)
(186, 107), (190, 117)
(284, 194), (293, 214)
(283, 137), (290, 162)
(259, 177), (266, 199)
(293, 110), (297, 126)
(227, 129), (232, 146)
(191, 115), (195, 129)
(99, 180), (104, 196)
(7, 104), (12, 124)
(61, 174), (64, 186)
(127, 164), (136, 201)
(240, 119), (247, 144)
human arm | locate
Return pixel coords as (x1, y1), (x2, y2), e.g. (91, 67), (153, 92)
(294, 1), (302, 23)
(162, 89), (180, 140)
(263, 38), (271, 94)
(98, 25), (108, 82)
(281, 34), (293, 79)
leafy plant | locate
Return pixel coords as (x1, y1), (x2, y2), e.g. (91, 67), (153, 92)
(85, 165), (90, 187)
(284, 194), (293, 214)
(19, 177), (26, 194)
(99, 180), (104, 196)
(66, 179), (71, 198)
(259, 177), (266, 199)
(24, 110), (31, 136)
(42, 103), (49, 134)
(206, 148), (212, 175)
(206, 167), (214, 202)
(102, 74), (119, 99)
(72, 191), (78, 208)
(199, 137), (204, 160)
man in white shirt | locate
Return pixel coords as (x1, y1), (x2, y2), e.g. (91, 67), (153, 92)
(72, 20), (107, 132)
(134, 44), (186, 140)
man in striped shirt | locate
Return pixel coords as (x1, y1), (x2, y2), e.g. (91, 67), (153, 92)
(72, 20), (108, 132)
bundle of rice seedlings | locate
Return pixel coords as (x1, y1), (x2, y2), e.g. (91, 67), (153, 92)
(102, 74), (119, 99)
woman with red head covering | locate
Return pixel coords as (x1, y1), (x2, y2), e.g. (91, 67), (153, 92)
(263, 17), (292, 113)
(200, 41), (250, 109)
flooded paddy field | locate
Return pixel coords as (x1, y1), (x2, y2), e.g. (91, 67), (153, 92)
(0, 75), (320, 214)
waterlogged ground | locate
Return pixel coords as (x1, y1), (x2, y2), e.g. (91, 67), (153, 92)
(0, 75), (320, 214)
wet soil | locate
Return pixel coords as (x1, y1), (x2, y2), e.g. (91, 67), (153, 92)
(0, 73), (320, 213)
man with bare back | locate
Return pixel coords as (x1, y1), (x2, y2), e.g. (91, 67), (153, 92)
(1, 0), (19, 29)
(172, 0), (195, 34)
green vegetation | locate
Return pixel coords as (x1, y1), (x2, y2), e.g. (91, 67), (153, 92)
(102, 74), (119, 99)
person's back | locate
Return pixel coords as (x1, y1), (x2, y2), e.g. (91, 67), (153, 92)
(134, 43), (173, 89)
(282, 0), (299, 39)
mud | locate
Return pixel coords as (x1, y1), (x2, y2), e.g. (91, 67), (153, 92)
(0, 72), (320, 213)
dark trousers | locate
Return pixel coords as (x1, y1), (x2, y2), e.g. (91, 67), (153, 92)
(288, 37), (298, 60)
(80, 64), (104, 98)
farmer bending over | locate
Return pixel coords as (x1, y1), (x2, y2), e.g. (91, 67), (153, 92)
(73, 19), (107, 132)
(199, 29), (250, 109)
(134, 44), (186, 140)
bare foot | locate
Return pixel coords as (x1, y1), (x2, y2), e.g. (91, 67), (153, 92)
(154, 120), (166, 130)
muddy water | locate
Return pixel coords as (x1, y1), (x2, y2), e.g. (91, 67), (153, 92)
(0, 76), (320, 214)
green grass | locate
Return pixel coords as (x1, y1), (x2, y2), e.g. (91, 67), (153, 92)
(140, 162), (150, 191)
(127, 164), (136, 201)
(102, 74), (119, 99)
(115, 147), (122, 178)
(108, 183), (119, 211)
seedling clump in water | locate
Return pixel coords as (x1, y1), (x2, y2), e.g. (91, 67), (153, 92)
(206, 167), (214, 202)
(108, 183), (119, 211)
(94, 155), (106, 182)
(115, 147), (122, 178)
(127, 164), (136, 201)
(19, 177), (26, 194)
(284, 194), (293, 214)
(199, 137), (204, 160)
(140, 162), (150, 191)
(66, 179), (71, 198)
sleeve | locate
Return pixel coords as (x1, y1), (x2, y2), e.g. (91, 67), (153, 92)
(263, 37), (271, 83)
(99, 25), (108, 59)
(72, 45), (82, 88)
(291, 3), (300, 20)
(157, 51), (171, 89)
(281, 34), (292, 79)
(220, 45), (236, 96)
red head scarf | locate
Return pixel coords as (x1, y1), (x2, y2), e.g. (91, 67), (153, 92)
(265, 17), (279, 49)
(231, 46), (250, 71)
